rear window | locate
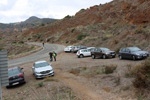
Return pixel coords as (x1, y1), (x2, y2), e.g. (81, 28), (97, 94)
(8, 69), (20, 76)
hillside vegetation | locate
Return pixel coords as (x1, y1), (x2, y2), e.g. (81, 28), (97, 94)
(21, 0), (150, 53)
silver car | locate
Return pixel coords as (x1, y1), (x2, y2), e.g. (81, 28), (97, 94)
(76, 47), (95, 58)
(32, 60), (54, 79)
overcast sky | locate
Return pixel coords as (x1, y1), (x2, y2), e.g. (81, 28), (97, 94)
(0, 0), (112, 23)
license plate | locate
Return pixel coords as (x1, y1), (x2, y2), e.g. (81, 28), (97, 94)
(12, 82), (19, 85)
(143, 54), (146, 57)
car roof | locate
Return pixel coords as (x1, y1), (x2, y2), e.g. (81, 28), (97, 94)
(67, 45), (74, 47)
(8, 67), (20, 71)
(125, 47), (139, 49)
(35, 60), (47, 64)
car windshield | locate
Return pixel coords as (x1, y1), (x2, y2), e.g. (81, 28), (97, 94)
(101, 48), (110, 51)
(129, 47), (141, 52)
(35, 62), (49, 68)
(8, 69), (20, 76)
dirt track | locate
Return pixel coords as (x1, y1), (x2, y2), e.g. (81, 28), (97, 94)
(3, 51), (144, 100)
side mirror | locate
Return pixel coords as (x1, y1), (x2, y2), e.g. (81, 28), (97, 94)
(21, 68), (24, 70)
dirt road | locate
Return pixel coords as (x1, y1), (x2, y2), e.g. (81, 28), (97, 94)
(3, 43), (144, 100)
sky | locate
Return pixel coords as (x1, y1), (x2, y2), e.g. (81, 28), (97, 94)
(0, 0), (112, 23)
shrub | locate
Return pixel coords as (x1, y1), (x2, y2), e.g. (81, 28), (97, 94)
(40, 38), (43, 41)
(64, 15), (72, 19)
(113, 39), (119, 44)
(133, 59), (150, 88)
(79, 8), (85, 12)
(143, 25), (147, 28)
(71, 28), (75, 33)
(38, 82), (44, 87)
(28, 37), (31, 40)
(41, 23), (45, 26)
(0, 48), (4, 51)
(77, 34), (87, 40)
(135, 28), (145, 34)
(115, 48), (120, 54)
(69, 68), (80, 76)
(19, 41), (24, 44)
(104, 64), (117, 74)
(47, 38), (50, 42)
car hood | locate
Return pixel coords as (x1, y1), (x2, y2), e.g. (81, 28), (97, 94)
(35, 65), (53, 72)
(132, 51), (148, 54)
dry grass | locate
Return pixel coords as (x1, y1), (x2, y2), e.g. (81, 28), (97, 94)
(132, 59), (150, 89)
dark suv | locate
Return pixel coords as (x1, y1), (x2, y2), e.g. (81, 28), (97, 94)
(71, 46), (87, 53)
(7, 67), (26, 88)
(118, 47), (149, 60)
(91, 48), (116, 59)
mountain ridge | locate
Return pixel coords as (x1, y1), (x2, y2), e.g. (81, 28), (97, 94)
(0, 16), (58, 32)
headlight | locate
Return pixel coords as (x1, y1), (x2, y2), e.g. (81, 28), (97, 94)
(35, 72), (41, 74)
(105, 52), (110, 54)
(135, 53), (140, 56)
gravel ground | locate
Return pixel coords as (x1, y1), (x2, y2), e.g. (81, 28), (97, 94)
(3, 46), (146, 100)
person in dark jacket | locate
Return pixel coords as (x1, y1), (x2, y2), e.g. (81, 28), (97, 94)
(49, 52), (53, 62)
(53, 51), (57, 61)
(42, 42), (44, 47)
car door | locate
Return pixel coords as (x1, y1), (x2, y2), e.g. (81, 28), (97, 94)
(82, 50), (87, 56)
(125, 49), (130, 59)
(121, 48), (127, 58)
(95, 48), (102, 58)
(86, 49), (91, 56)
(98, 49), (103, 58)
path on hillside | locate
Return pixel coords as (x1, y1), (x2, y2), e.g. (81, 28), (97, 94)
(8, 42), (65, 66)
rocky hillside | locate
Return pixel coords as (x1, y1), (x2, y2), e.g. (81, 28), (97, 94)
(1, 0), (150, 53)
(20, 0), (150, 52)
(0, 16), (57, 33)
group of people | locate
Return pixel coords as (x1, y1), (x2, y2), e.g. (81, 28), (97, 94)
(42, 42), (57, 62)
(49, 51), (57, 62)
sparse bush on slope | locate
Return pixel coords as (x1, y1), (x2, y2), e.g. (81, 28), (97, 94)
(133, 59), (150, 88)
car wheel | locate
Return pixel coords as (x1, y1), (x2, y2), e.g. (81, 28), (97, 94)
(133, 56), (136, 61)
(103, 55), (106, 59)
(92, 55), (95, 59)
(119, 55), (122, 60)
(80, 54), (84, 58)
(6, 86), (10, 89)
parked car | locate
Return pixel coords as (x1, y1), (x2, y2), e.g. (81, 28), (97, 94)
(76, 47), (95, 58)
(32, 60), (54, 79)
(118, 47), (149, 60)
(91, 48), (116, 59)
(7, 67), (26, 88)
(71, 46), (87, 53)
(64, 46), (74, 52)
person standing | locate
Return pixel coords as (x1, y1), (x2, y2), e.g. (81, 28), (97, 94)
(42, 42), (44, 47)
(49, 52), (53, 62)
(53, 51), (57, 61)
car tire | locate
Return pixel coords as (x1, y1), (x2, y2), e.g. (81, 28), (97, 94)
(80, 54), (84, 58)
(133, 56), (136, 61)
(119, 55), (122, 60)
(6, 86), (10, 89)
(92, 55), (95, 59)
(103, 55), (106, 59)
(112, 56), (116, 58)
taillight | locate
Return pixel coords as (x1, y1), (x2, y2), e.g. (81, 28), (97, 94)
(78, 52), (80, 54)
(18, 74), (24, 78)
